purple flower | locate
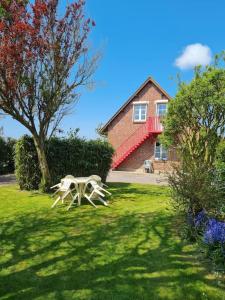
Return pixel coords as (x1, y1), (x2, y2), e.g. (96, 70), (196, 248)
(204, 218), (225, 245)
(194, 209), (207, 228)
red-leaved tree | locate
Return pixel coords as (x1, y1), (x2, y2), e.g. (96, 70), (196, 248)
(0, 0), (97, 190)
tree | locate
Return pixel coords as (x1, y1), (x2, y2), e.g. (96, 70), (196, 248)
(0, 0), (97, 190)
(161, 54), (225, 215)
(162, 54), (225, 168)
(95, 123), (107, 140)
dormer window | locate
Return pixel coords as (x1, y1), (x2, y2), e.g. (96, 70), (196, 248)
(133, 102), (147, 122)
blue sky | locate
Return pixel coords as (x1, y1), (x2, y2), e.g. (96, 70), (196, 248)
(1, 0), (225, 139)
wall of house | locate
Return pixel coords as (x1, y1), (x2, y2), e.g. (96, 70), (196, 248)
(116, 137), (178, 173)
(107, 82), (167, 150)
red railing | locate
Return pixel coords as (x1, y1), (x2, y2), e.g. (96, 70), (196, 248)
(147, 116), (163, 133)
(112, 116), (163, 168)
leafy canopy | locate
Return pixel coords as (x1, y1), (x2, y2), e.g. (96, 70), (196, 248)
(0, 0), (96, 138)
(162, 54), (225, 167)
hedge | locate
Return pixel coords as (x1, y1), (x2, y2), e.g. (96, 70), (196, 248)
(0, 136), (16, 175)
(15, 135), (114, 190)
(15, 136), (41, 190)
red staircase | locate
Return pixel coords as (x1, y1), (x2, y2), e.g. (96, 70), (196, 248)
(112, 116), (163, 169)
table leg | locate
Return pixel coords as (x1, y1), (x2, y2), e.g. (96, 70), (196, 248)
(78, 193), (81, 206)
(98, 197), (108, 206)
(78, 184), (82, 206)
(51, 196), (61, 208)
(79, 183), (86, 206)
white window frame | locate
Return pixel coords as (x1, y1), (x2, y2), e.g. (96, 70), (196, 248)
(132, 102), (148, 122)
(154, 141), (168, 161)
(156, 101), (168, 117)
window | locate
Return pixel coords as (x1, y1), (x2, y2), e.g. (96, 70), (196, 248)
(155, 142), (168, 160)
(156, 103), (167, 117)
(133, 103), (147, 122)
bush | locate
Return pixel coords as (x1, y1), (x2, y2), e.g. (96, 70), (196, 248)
(191, 210), (225, 269)
(15, 135), (114, 190)
(15, 135), (41, 190)
(216, 140), (225, 185)
(168, 164), (225, 217)
(0, 136), (16, 175)
(169, 153), (225, 270)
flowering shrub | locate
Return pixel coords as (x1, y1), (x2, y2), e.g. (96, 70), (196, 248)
(186, 209), (208, 241)
(169, 165), (225, 218)
(191, 211), (225, 268)
(204, 219), (225, 245)
(194, 209), (208, 228)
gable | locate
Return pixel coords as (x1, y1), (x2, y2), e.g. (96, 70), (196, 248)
(101, 76), (171, 133)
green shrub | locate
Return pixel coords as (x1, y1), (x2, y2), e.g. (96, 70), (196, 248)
(169, 164), (225, 217)
(15, 135), (114, 190)
(0, 136), (16, 175)
(216, 140), (225, 181)
(15, 135), (41, 190)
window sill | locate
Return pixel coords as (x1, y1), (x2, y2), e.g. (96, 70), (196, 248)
(154, 159), (168, 162)
(133, 120), (146, 123)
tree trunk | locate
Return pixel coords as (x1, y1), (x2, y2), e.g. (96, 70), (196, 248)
(33, 135), (51, 192)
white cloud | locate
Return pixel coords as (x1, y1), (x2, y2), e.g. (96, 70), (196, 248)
(175, 43), (212, 70)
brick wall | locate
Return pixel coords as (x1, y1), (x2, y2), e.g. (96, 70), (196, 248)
(117, 137), (178, 173)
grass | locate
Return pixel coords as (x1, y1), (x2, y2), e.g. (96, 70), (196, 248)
(0, 183), (224, 300)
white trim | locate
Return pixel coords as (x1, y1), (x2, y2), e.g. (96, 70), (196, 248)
(133, 101), (149, 104)
(133, 120), (146, 123)
(154, 99), (168, 103)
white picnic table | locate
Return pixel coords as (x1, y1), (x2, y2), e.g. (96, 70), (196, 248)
(51, 175), (110, 209)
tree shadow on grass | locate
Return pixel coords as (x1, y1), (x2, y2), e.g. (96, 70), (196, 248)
(108, 182), (170, 201)
(0, 206), (224, 300)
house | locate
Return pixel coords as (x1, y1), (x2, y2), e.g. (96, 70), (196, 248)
(101, 76), (178, 173)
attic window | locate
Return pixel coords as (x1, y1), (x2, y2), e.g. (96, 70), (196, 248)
(156, 103), (168, 117)
(133, 103), (147, 122)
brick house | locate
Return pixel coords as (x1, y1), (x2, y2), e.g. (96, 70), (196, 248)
(101, 77), (178, 173)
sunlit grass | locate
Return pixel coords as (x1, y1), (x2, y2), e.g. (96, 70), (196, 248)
(0, 183), (224, 300)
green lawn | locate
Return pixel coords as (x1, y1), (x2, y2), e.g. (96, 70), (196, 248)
(0, 183), (224, 300)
